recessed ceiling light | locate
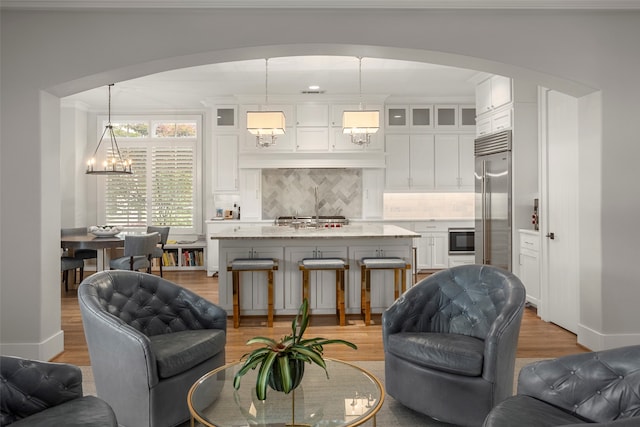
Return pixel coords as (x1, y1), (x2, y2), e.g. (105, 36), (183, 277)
(308, 85), (320, 90)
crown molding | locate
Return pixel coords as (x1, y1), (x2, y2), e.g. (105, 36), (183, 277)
(3, 0), (640, 10)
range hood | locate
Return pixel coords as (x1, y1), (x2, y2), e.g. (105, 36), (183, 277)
(239, 152), (385, 169)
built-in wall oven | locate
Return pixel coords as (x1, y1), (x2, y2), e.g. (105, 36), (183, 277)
(448, 228), (475, 255)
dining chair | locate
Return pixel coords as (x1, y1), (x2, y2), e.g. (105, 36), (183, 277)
(109, 232), (159, 273)
(147, 226), (170, 276)
(61, 256), (84, 292)
(61, 226), (98, 265)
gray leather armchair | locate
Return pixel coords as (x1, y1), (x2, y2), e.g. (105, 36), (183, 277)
(483, 345), (640, 427)
(0, 355), (117, 426)
(382, 264), (526, 427)
(78, 270), (227, 427)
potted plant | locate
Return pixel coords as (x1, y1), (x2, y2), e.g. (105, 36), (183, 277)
(233, 298), (357, 400)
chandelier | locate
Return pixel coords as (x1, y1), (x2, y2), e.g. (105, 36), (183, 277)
(246, 58), (286, 148)
(86, 84), (132, 175)
(342, 57), (379, 146)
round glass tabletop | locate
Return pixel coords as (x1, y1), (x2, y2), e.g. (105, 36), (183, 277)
(188, 358), (384, 427)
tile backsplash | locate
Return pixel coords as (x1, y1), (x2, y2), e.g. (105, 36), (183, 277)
(262, 169), (362, 219)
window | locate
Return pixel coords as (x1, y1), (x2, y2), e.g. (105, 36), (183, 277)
(97, 115), (202, 235)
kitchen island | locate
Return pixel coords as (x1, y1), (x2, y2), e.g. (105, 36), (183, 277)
(210, 223), (418, 318)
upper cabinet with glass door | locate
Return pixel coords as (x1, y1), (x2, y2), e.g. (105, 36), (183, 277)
(385, 105), (433, 130)
(215, 106), (238, 129)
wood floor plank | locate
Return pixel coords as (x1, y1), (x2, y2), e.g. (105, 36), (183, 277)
(52, 271), (588, 366)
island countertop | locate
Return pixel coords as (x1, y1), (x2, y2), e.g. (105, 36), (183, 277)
(209, 223), (419, 240)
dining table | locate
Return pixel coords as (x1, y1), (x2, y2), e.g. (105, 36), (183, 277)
(60, 233), (125, 271)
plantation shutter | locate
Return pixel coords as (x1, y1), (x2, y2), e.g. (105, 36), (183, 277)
(104, 147), (148, 227)
(151, 146), (195, 228)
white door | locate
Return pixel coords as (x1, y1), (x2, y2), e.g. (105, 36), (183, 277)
(541, 89), (580, 333)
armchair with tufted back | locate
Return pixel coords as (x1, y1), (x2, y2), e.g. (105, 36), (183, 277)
(78, 270), (227, 427)
(382, 264), (526, 427)
(484, 345), (640, 427)
(0, 355), (117, 427)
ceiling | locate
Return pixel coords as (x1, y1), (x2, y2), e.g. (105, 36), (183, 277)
(64, 56), (481, 111)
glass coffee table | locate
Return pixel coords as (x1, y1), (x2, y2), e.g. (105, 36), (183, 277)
(188, 358), (384, 427)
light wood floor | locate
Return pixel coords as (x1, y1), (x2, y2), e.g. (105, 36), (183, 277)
(52, 270), (589, 366)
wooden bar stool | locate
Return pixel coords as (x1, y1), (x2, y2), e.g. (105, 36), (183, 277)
(227, 258), (278, 328)
(360, 257), (411, 326)
(298, 258), (349, 326)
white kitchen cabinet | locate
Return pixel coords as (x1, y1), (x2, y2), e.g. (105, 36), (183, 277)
(414, 222), (448, 270)
(448, 255), (475, 267)
(348, 245), (412, 313)
(434, 134), (475, 190)
(476, 75), (512, 114)
(215, 105), (237, 128)
(206, 221), (227, 275)
(221, 246), (284, 313)
(459, 105), (477, 130)
(410, 105), (434, 129)
(385, 106), (409, 129)
(362, 169), (384, 219)
(386, 105), (435, 130)
(435, 105), (458, 129)
(296, 127), (329, 151)
(284, 246), (348, 313)
(518, 230), (541, 306)
(239, 169), (262, 220)
(385, 134), (435, 190)
(296, 104), (329, 127)
(214, 134), (239, 191)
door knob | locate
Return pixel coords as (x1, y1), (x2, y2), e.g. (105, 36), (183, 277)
(545, 232), (555, 240)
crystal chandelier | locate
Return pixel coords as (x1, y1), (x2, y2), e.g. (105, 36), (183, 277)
(246, 58), (286, 148)
(342, 57), (379, 146)
(86, 84), (132, 175)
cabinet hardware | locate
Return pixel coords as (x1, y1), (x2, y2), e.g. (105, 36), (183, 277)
(545, 232), (555, 240)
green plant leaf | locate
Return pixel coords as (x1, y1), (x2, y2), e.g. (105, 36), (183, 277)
(290, 344), (326, 370)
(255, 351), (278, 401)
(299, 338), (358, 350)
(292, 298), (308, 342)
(246, 336), (279, 347)
(277, 354), (293, 393)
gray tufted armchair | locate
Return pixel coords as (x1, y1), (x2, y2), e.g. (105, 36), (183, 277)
(78, 270), (227, 427)
(382, 264), (526, 427)
(0, 355), (117, 426)
(484, 345), (640, 427)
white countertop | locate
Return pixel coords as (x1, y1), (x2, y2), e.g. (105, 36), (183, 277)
(209, 223), (419, 240)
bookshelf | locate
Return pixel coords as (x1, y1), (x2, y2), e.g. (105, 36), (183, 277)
(160, 240), (206, 271)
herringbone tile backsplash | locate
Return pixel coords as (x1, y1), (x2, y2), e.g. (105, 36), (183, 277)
(262, 169), (362, 220)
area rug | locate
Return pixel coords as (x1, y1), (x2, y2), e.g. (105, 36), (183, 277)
(81, 358), (546, 427)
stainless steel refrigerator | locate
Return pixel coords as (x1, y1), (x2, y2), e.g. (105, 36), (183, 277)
(474, 130), (512, 271)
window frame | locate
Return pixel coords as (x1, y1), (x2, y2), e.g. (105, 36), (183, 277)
(96, 114), (203, 236)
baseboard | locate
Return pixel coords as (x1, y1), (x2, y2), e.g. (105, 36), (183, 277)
(577, 323), (640, 351)
(0, 329), (64, 361)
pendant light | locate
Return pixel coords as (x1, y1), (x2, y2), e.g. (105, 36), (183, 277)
(246, 58), (286, 148)
(342, 57), (379, 146)
(86, 84), (132, 175)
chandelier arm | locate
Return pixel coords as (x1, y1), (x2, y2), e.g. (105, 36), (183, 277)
(91, 125), (111, 158)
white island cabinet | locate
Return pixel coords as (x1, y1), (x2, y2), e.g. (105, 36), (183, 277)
(210, 223), (418, 316)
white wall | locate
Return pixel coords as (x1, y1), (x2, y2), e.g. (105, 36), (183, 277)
(2, 8), (640, 357)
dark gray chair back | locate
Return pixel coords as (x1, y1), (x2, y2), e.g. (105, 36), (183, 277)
(123, 232), (159, 257)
